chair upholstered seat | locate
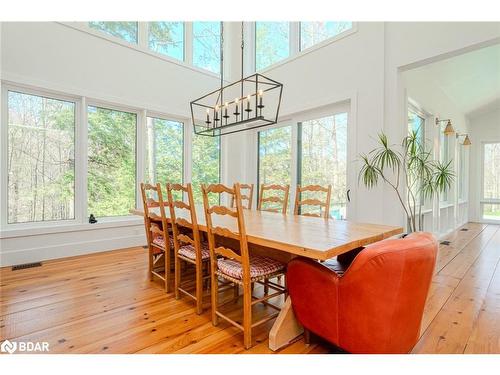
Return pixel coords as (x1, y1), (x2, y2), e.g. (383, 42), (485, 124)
(217, 255), (285, 281)
(178, 242), (210, 261)
(152, 235), (174, 252)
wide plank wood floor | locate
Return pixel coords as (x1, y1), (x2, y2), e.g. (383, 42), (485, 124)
(1, 222), (499, 354)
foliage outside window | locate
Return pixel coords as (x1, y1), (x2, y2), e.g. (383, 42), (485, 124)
(191, 135), (220, 204)
(193, 22), (221, 74)
(7, 91), (75, 224)
(258, 126), (292, 211)
(87, 106), (137, 217)
(299, 113), (348, 219)
(149, 22), (184, 61)
(408, 109), (425, 207)
(89, 22), (138, 44)
(145, 117), (183, 185)
(300, 22), (352, 51)
(482, 143), (500, 220)
(255, 22), (290, 71)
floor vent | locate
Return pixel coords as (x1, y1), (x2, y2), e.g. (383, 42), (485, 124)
(12, 262), (42, 271)
(440, 241), (451, 246)
(460, 228), (469, 231)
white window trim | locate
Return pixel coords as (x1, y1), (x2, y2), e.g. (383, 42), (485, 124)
(252, 22), (357, 74)
(480, 141), (500, 222)
(1, 83), (82, 231)
(1, 81), (222, 236)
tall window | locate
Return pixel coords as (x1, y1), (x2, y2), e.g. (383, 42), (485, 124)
(89, 22), (138, 44)
(145, 117), (183, 184)
(439, 125), (450, 202)
(408, 109), (425, 143)
(191, 135), (220, 204)
(299, 113), (348, 219)
(255, 22), (290, 71)
(193, 22), (221, 74)
(300, 22), (352, 51)
(482, 142), (500, 221)
(87, 106), (137, 217)
(458, 146), (467, 201)
(7, 91), (75, 224)
(148, 22), (184, 61)
(407, 109), (425, 207)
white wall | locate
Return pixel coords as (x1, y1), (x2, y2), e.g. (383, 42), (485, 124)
(383, 22), (500, 227)
(0, 22), (220, 266)
(1, 21), (499, 266)
(1, 22), (220, 117)
(468, 106), (500, 221)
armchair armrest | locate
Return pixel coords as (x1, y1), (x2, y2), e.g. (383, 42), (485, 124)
(287, 258), (340, 345)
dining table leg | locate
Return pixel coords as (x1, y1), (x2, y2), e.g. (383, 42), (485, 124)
(268, 296), (304, 351)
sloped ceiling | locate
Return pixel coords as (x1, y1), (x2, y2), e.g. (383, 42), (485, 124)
(404, 43), (500, 117)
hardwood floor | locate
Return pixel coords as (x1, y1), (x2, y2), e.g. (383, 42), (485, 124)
(1, 223), (499, 354)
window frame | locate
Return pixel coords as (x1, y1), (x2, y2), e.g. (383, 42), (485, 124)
(480, 141), (500, 222)
(251, 22), (357, 73)
(192, 21), (223, 75)
(407, 103), (428, 209)
(144, 115), (185, 186)
(251, 101), (351, 217)
(1, 82), (204, 235)
(256, 122), (294, 206)
(86, 101), (140, 220)
(147, 22), (186, 62)
(297, 112), (350, 220)
(1, 83), (82, 230)
(88, 21), (139, 44)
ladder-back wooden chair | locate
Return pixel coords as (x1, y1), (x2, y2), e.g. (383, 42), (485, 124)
(202, 183), (286, 349)
(230, 183), (254, 209)
(257, 184), (290, 214)
(294, 184), (332, 219)
(140, 182), (174, 292)
(166, 183), (210, 314)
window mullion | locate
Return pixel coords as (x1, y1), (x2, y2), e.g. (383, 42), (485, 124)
(0, 85), (9, 229)
(137, 110), (146, 209)
(138, 22), (149, 49)
(185, 22), (193, 65)
(76, 97), (88, 224)
(290, 22), (300, 57)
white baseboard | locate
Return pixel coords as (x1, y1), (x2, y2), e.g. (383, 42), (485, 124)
(0, 234), (146, 267)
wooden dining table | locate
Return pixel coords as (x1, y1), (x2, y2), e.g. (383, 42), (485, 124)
(130, 205), (403, 350)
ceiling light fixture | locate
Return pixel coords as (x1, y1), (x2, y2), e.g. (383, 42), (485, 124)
(190, 22), (283, 137)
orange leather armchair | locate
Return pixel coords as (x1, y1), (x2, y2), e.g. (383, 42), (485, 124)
(287, 232), (437, 354)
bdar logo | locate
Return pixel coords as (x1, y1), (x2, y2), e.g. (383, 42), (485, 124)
(1, 339), (17, 354)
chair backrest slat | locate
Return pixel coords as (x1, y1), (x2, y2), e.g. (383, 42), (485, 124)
(167, 183), (202, 262)
(230, 183), (254, 210)
(258, 184), (290, 214)
(140, 182), (170, 248)
(202, 183), (251, 281)
(294, 184), (332, 219)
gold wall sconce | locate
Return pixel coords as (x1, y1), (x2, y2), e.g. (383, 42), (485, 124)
(456, 133), (472, 146)
(435, 118), (455, 136)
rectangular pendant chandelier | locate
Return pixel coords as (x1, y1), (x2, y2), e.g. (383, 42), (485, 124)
(190, 73), (283, 137)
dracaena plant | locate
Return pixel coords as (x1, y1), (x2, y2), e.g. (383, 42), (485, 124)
(358, 131), (454, 233)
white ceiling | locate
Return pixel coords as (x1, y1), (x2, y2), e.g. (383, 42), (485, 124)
(404, 43), (500, 117)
